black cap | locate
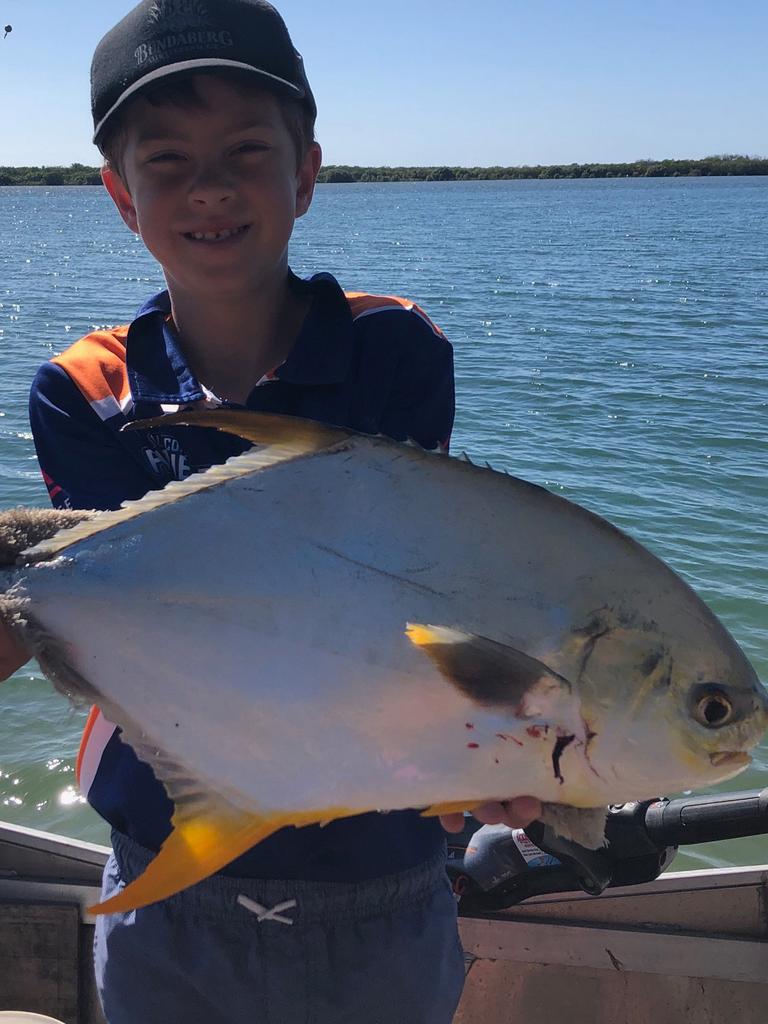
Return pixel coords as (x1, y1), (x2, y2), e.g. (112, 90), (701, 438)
(91, 0), (316, 145)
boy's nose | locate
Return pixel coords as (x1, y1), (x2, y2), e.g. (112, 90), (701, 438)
(188, 167), (236, 206)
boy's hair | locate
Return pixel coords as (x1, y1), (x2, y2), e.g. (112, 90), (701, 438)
(99, 69), (316, 180)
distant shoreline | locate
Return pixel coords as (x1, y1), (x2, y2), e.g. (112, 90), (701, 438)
(1, 156), (766, 186)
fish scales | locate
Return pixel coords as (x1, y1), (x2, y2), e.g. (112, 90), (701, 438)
(1, 410), (765, 914)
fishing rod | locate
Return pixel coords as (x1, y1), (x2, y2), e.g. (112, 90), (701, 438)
(448, 787), (768, 914)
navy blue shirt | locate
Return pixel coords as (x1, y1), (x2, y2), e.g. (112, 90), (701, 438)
(29, 271), (455, 882)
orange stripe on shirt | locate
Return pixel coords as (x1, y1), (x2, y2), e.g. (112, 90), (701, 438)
(345, 293), (445, 339)
(76, 708), (119, 799)
(75, 705), (102, 785)
(52, 327), (131, 413)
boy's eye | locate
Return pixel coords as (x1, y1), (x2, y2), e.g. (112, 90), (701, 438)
(146, 152), (185, 164)
(233, 142), (269, 155)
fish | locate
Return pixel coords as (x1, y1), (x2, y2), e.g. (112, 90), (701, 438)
(0, 410), (765, 916)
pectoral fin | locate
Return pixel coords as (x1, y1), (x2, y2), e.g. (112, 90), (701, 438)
(88, 802), (356, 915)
(406, 623), (572, 717)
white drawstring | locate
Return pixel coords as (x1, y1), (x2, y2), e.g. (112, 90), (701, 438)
(237, 894), (298, 926)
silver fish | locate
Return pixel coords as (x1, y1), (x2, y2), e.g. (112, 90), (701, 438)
(1, 410), (765, 915)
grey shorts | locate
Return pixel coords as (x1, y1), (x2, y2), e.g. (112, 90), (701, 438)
(94, 830), (465, 1024)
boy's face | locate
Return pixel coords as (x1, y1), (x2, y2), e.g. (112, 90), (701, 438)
(102, 76), (321, 301)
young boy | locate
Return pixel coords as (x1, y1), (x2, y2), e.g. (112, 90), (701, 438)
(1, 2), (540, 1020)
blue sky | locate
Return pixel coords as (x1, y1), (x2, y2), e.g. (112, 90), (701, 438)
(0, 0), (766, 167)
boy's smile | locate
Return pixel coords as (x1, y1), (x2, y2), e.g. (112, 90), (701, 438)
(102, 76), (321, 302)
(185, 225), (251, 243)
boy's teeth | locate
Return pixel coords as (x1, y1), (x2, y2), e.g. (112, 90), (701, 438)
(190, 226), (244, 241)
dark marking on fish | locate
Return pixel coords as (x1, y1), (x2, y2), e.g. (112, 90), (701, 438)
(573, 612), (611, 639)
(552, 734), (576, 784)
(496, 733), (524, 746)
(638, 646), (675, 691)
(576, 626), (612, 680)
(571, 610), (618, 680)
(312, 544), (444, 597)
(407, 625), (572, 713)
(582, 605), (661, 636)
(465, 723), (475, 730)
(640, 648), (664, 677)
(581, 718), (603, 780)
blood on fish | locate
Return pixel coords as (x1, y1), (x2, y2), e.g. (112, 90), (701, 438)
(467, 742), (479, 749)
(527, 726), (543, 739)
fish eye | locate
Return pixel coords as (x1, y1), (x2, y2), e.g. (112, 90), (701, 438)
(693, 687), (734, 729)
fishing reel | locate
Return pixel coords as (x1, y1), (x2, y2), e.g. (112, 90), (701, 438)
(448, 787), (768, 913)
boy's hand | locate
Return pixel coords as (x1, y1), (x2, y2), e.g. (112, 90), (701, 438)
(440, 796), (542, 834)
(0, 619), (30, 681)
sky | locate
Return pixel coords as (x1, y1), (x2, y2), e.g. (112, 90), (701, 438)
(0, 0), (766, 168)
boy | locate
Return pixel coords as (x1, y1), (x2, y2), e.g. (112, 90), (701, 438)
(1, 1), (540, 1020)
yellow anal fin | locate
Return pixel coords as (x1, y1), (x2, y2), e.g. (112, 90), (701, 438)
(126, 409), (354, 452)
(421, 800), (474, 818)
(88, 805), (356, 916)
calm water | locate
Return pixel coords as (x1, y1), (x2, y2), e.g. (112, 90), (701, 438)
(0, 177), (766, 871)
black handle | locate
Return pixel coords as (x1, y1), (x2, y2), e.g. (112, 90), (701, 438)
(452, 787), (768, 912)
(644, 787), (768, 846)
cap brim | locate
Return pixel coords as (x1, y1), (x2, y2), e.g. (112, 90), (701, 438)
(93, 58), (306, 144)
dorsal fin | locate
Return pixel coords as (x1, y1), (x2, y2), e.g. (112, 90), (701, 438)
(20, 411), (497, 565)
(125, 409), (354, 451)
(19, 419), (355, 565)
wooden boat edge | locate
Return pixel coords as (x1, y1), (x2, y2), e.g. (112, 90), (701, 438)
(2, 821), (767, 1023)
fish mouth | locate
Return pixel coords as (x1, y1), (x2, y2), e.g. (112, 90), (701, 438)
(709, 751), (752, 769)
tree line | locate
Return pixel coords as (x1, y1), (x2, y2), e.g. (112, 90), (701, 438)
(0, 163), (102, 186)
(317, 155), (767, 183)
(1, 155), (766, 187)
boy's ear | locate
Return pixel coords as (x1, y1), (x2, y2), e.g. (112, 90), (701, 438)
(296, 142), (323, 220)
(101, 165), (139, 234)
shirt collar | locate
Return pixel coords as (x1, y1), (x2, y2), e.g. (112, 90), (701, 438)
(126, 272), (356, 405)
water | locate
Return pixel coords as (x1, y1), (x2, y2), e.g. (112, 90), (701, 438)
(1, 177), (766, 871)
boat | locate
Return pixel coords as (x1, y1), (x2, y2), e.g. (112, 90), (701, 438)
(0, 821), (106, 1024)
(455, 861), (768, 1023)
(1, 811), (767, 1023)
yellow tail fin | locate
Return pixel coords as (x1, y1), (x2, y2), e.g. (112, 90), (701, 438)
(89, 804), (356, 915)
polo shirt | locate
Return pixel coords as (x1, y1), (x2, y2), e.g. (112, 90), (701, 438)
(28, 271), (455, 882)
